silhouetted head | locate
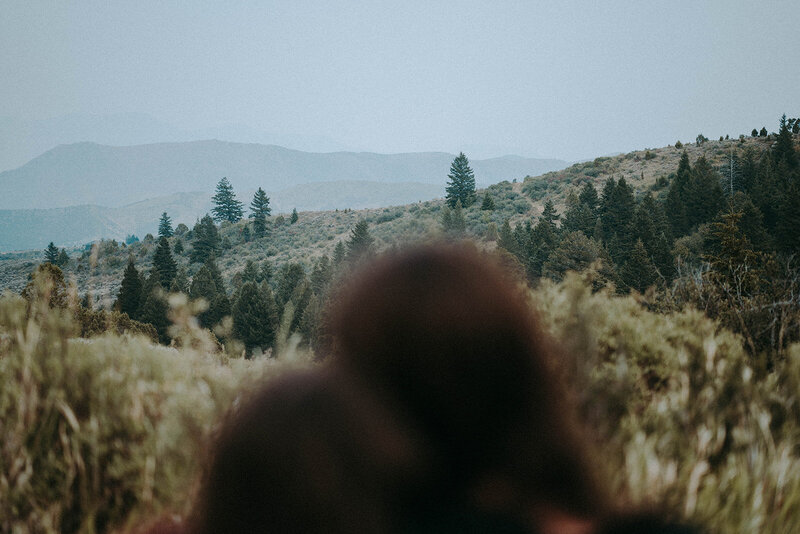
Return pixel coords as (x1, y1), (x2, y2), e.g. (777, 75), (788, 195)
(190, 368), (425, 534)
(327, 244), (605, 523)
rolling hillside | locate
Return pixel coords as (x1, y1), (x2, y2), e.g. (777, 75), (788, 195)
(0, 181), (444, 251)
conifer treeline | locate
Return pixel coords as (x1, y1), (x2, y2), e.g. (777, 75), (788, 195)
(109, 203), (375, 356)
(497, 114), (799, 359)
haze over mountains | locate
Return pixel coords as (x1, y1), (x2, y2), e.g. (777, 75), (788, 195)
(0, 112), (356, 172)
(0, 137), (567, 251)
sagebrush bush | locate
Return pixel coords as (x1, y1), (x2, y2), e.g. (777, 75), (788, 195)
(0, 291), (309, 534)
(533, 273), (800, 533)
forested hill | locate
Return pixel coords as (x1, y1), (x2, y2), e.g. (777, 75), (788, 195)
(0, 140), (567, 209)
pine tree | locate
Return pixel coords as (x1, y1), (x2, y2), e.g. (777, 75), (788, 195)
(480, 193), (495, 211)
(578, 182), (599, 213)
(171, 267), (189, 294)
(346, 220), (374, 262)
(773, 114), (797, 170)
(259, 261), (273, 284)
(332, 241), (347, 268)
(241, 260), (260, 285)
(666, 152), (692, 237)
(776, 182), (800, 254)
(44, 242), (59, 263)
(602, 178), (636, 263)
(539, 199), (560, 231)
(759, 127), (768, 137)
(686, 156), (724, 228)
(620, 239), (658, 293)
(190, 265), (217, 303)
(189, 263), (229, 330)
(190, 215), (221, 263)
(151, 237), (177, 289)
(442, 200), (466, 237)
(310, 255), (332, 295)
(138, 281), (170, 344)
(56, 249), (70, 267)
(250, 188), (271, 237)
(445, 152), (477, 208)
(232, 281), (278, 356)
(211, 177), (244, 223)
(497, 219), (518, 256)
(158, 212), (174, 238)
(485, 222), (499, 241)
(705, 209), (760, 291)
(440, 204), (452, 231)
(204, 255), (226, 296)
(290, 208), (299, 224)
(21, 263), (68, 309)
(118, 257), (143, 318)
(542, 231), (615, 288)
(173, 238), (184, 255)
(276, 263), (307, 307)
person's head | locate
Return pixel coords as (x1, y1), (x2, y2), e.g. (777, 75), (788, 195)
(190, 368), (425, 534)
(327, 244), (605, 522)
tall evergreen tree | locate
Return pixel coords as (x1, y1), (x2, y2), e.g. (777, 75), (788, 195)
(332, 241), (347, 268)
(232, 281), (278, 357)
(445, 152), (477, 208)
(602, 178), (636, 263)
(190, 265), (217, 304)
(666, 152), (692, 237)
(705, 210), (760, 291)
(189, 262), (229, 330)
(290, 208), (299, 224)
(171, 267), (189, 294)
(158, 212), (174, 238)
(539, 199), (560, 230)
(152, 237), (177, 289)
(250, 187), (271, 237)
(137, 271), (170, 343)
(686, 156), (724, 228)
(211, 177), (244, 223)
(276, 263), (307, 308)
(204, 255), (226, 296)
(776, 183), (800, 254)
(118, 257), (143, 319)
(240, 260), (260, 286)
(310, 255), (332, 295)
(480, 193), (495, 211)
(56, 249), (70, 267)
(578, 182), (599, 213)
(346, 220), (374, 262)
(44, 242), (59, 263)
(497, 219), (518, 256)
(620, 239), (658, 293)
(773, 114), (797, 170)
(190, 215), (221, 263)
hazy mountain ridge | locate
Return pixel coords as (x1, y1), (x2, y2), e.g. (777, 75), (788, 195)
(0, 112), (355, 172)
(0, 140), (567, 210)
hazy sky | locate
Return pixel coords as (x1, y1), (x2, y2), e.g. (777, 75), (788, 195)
(2, 1), (797, 161)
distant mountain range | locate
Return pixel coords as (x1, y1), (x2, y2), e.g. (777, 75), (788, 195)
(0, 112), (355, 172)
(0, 140), (566, 211)
(0, 138), (567, 251)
